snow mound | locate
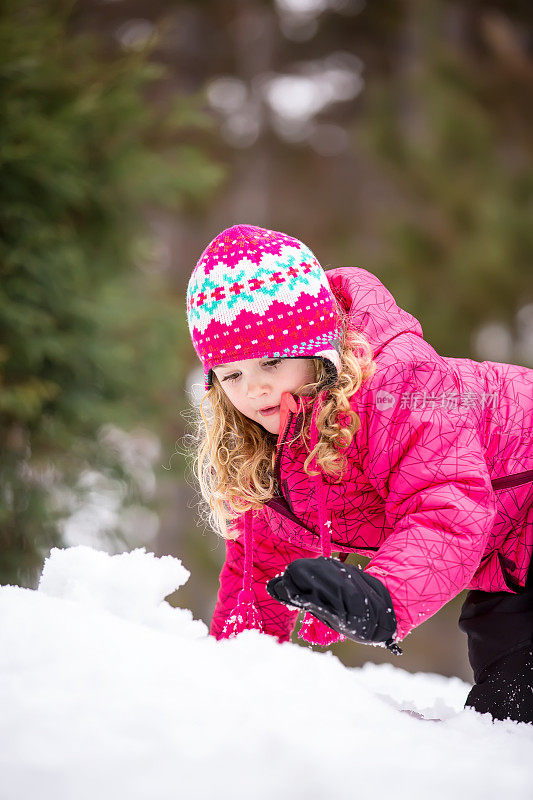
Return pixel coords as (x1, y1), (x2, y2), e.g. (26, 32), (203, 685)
(354, 661), (471, 720)
(0, 545), (532, 800)
(37, 545), (206, 638)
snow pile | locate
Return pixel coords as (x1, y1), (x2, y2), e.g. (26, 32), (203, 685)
(38, 545), (206, 639)
(0, 547), (532, 800)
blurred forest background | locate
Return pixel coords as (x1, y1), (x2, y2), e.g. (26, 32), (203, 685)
(1, 0), (532, 681)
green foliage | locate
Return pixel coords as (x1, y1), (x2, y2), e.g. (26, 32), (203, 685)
(0, 0), (225, 585)
(359, 2), (533, 360)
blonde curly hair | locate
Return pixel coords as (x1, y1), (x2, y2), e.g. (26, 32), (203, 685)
(188, 299), (376, 540)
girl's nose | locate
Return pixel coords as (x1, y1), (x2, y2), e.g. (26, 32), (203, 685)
(246, 376), (270, 397)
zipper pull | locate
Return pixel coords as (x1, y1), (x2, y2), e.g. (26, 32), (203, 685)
(278, 391), (298, 444)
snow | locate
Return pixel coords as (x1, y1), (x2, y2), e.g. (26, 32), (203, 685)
(1, 547), (532, 800)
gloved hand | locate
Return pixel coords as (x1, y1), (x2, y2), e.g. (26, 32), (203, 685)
(267, 557), (402, 654)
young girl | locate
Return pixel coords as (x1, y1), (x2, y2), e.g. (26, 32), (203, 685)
(186, 223), (533, 724)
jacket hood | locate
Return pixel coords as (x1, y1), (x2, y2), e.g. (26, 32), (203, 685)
(326, 266), (424, 356)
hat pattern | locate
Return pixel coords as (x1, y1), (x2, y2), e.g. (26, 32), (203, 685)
(187, 224), (342, 390)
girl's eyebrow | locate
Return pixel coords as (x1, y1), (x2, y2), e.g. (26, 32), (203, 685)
(215, 358), (279, 370)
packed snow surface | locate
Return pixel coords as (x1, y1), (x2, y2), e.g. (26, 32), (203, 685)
(1, 546), (532, 800)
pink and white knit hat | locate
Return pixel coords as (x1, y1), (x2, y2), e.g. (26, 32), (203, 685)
(186, 224), (343, 390)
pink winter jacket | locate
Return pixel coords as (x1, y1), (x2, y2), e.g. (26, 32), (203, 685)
(210, 267), (533, 641)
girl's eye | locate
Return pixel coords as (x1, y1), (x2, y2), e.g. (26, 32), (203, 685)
(222, 358), (282, 382)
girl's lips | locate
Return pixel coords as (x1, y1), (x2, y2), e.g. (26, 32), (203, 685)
(259, 405), (280, 416)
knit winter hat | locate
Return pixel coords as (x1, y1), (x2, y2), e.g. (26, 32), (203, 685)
(186, 224), (343, 391)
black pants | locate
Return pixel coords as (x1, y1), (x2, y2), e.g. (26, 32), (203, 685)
(458, 562), (533, 724)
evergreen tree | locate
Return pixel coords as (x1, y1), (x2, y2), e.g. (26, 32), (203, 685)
(0, 0), (225, 585)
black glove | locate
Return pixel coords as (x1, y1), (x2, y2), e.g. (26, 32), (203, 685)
(267, 557), (402, 654)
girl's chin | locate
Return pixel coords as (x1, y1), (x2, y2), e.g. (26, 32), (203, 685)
(258, 419), (279, 435)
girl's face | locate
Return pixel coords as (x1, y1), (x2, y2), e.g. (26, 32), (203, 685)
(212, 357), (316, 435)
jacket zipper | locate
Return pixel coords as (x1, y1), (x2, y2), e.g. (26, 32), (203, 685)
(274, 409), (294, 497)
(491, 469), (533, 491)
